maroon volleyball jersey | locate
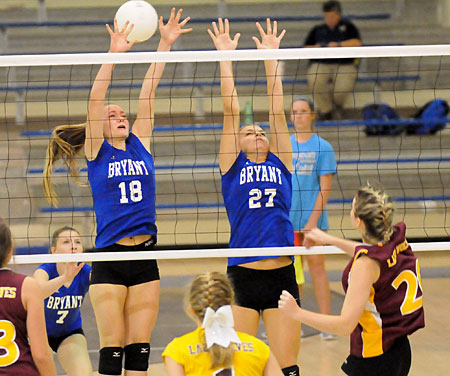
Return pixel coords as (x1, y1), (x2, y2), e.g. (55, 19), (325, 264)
(342, 222), (425, 358)
(0, 269), (39, 375)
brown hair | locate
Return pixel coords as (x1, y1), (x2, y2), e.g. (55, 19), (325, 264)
(354, 184), (395, 245)
(292, 96), (315, 113)
(188, 272), (235, 369)
(323, 0), (342, 13)
(0, 218), (12, 267)
(51, 226), (80, 248)
(43, 124), (86, 206)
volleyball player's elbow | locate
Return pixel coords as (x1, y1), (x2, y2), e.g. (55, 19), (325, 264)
(269, 100), (284, 113)
(338, 318), (358, 336)
(223, 104), (233, 113)
(32, 349), (52, 369)
(338, 326), (354, 336)
(223, 102), (239, 115)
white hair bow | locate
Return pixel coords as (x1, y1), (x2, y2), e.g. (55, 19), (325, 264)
(201, 305), (241, 349)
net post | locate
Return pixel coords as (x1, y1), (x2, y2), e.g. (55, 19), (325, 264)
(37, 0), (48, 23)
(194, 86), (206, 120)
(5, 65), (25, 126)
(15, 90), (25, 126)
(394, 0), (406, 21)
(0, 27), (8, 54)
(217, 0), (227, 18)
(437, 0), (450, 26)
(182, 61), (205, 120)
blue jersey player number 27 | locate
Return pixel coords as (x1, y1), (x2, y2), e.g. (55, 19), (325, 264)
(239, 163), (284, 209)
(223, 152), (294, 255)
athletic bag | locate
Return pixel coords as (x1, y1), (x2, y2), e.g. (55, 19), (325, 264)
(362, 103), (404, 136)
(406, 99), (449, 135)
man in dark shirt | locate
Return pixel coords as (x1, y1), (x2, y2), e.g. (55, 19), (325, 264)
(304, 1), (362, 119)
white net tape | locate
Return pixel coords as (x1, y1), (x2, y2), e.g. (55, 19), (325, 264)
(1, 45), (450, 67)
(10, 243), (450, 265)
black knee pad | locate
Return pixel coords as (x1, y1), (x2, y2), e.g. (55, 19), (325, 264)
(98, 347), (123, 375)
(124, 343), (150, 371)
(282, 365), (300, 376)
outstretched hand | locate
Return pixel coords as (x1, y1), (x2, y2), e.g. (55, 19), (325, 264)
(159, 8), (192, 46)
(278, 290), (301, 320)
(208, 18), (240, 51)
(303, 228), (330, 248)
(253, 18), (286, 49)
(106, 19), (136, 53)
(63, 262), (85, 285)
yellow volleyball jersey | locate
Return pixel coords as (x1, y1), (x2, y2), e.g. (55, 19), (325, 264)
(162, 327), (270, 376)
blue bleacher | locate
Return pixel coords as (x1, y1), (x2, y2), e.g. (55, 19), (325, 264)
(39, 194), (450, 214)
(0, 74), (420, 93)
(15, 245), (49, 256)
(0, 13), (390, 30)
(21, 115), (448, 139)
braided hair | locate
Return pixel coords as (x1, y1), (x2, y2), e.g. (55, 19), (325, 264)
(188, 272), (235, 369)
(354, 184), (395, 245)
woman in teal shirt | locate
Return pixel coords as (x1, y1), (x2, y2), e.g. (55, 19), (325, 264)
(290, 96), (337, 340)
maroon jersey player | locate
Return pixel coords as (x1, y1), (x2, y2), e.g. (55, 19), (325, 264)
(279, 184), (424, 376)
(0, 218), (56, 376)
(343, 222), (424, 360)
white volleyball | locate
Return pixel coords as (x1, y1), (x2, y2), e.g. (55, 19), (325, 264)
(115, 0), (158, 43)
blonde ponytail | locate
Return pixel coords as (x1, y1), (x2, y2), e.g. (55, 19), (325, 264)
(354, 183), (395, 245)
(43, 123), (87, 206)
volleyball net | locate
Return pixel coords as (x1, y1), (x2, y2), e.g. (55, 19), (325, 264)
(1, 45), (449, 263)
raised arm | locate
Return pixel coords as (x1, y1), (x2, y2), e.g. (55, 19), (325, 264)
(208, 19), (241, 174)
(33, 263), (84, 299)
(303, 228), (360, 256)
(85, 20), (136, 160)
(133, 8), (192, 152)
(279, 255), (380, 336)
(253, 20), (291, 169)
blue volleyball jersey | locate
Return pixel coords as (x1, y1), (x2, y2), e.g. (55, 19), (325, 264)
(87, 133), (157, 248)
(222, 152), (294, 266)
(37, 263), (91, 338)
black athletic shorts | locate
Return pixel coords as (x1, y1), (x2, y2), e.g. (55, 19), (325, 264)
(48, 328), (85, 353)
(90, 238), (160, 287)
(341, 336), (411, 376)
(227, 262), (300, 313)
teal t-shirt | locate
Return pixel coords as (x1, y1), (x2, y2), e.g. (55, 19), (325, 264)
(290, 134), (337, 231)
